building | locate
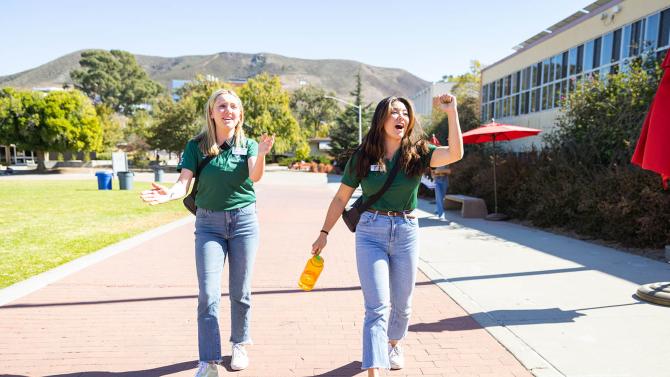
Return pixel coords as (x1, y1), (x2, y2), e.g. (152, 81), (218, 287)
(307, 137), (332, 157)
(480, 0), (670, 150)
(410, 81), (455, 120)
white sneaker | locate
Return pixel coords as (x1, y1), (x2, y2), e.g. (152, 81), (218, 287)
(230, 343), (249, 371)
(194, 361), (218, 377)
(388, 344), (404, 370)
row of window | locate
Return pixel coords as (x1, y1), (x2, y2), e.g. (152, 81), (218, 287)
(481, 7), (670, 120)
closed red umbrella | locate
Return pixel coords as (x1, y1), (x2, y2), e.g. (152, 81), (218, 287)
(430, 133), (442, 146)
(462, 120), (541, 220)
(632, 49), (670, 189)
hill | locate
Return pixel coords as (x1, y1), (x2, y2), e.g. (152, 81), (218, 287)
(0, 50), (430, 103)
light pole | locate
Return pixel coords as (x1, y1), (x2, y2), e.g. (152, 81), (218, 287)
(324, 95), (362, 144)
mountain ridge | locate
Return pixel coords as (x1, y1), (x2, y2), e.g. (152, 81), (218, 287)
(0, 50), (430, 103)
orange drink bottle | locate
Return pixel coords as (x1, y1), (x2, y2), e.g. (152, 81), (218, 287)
(298, 255), (324, 291)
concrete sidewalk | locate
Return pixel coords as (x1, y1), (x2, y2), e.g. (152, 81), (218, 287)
(412, 197), (670, 377)
(0, 171), (531, 377)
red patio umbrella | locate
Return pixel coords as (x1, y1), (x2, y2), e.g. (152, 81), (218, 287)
(632, 49), (670, 189)
(462, 120), (541, 220)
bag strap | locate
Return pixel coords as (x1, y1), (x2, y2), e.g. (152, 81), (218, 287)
(357, 158), (402, 212)
(190, 142), (231, 195)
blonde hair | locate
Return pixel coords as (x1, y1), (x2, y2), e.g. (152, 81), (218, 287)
(196, 89), (246, 156)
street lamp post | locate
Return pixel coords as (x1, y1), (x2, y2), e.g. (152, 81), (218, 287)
(324, 95), (362, 144)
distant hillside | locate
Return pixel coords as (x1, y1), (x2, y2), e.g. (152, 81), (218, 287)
(0, 50), (430, 103)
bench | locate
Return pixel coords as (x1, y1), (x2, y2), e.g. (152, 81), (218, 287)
(443, 194), (488, 218)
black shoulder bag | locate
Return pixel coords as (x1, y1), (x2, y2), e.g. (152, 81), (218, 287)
(341, 160), (401, 232)
(182, 143), (230, 215)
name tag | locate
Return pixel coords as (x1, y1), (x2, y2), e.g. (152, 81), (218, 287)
(232, 147), (248, 156)
(370, 164), (381, 172)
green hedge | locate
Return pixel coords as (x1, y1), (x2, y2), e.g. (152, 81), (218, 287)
(450, 148), (670, 249)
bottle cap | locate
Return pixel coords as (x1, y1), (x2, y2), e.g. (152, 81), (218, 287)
(313, 255), (324, 265)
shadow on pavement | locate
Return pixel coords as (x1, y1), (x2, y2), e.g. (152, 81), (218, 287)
(410, 302), (642, 332)
(43, 360), (196, 376)
(0, 285), (366, 309)
(1, 282), (452, 309)
(415, 199), (670, 285)
(312, 361), (364, 376)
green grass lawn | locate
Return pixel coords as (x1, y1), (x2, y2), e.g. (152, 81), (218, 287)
(0, 180), (188, 288)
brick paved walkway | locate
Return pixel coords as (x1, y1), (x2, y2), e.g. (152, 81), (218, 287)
(0, 172), (532, 377)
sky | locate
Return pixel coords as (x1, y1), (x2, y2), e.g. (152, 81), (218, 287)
(1, 0), (593, 82)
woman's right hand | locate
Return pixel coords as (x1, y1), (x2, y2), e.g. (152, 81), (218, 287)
(311, 233), (328, 256)
(140, 182), (171, 205)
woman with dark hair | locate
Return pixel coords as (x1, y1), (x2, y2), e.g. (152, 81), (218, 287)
(141, 89), (274, 377)
(311, 94), (463, 376)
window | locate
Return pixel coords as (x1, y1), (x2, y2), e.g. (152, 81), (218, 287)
(522, 67), (531, 90)
(532, 88), (541, 112)
(630, 20), (643, 56)
(561, 51), (569, 79)
(505, 75), (512, 96)
(568, 47), (577, 75)
(542, 59), (551, 84)
(513, 71), (520, 94)
(622, 25), (632, 59)
(550, 55), (559, 81)
(497, 78), (503, 98)
(660, 8), (670, 48)
(512, 94), (519, 116)
(645, 13), (660, 52)
(541, 85), (549, 110)
(601, 32), (613, 67)
(584, 40), (594, 71)
(576, 44), (584, 73)
(521, 91), (529, 114)
(554, 82), (561, 107)
(489, 81), (496, 101)
(593, 37), (602, 69)
(612, 28), (622, 62)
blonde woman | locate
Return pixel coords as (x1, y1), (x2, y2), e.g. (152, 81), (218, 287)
(141, 89), (274, 376)
(311, 95), (462, 376)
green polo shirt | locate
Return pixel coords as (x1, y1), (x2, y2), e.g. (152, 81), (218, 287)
(178, 138), (259, 211)
(341, 144), (437, 212)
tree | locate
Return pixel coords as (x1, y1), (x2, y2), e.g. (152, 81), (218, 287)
(147, 95), (201, 155)
(428, 60), (482, 144)
(238, 73), (302, 155)
(70, 49), (164, 115)
(546, 57), (661, 166)
(124, 109), (152, 153)
(329, 72), (373, 168)
(95, 104), (123, 151)
(146, 76), (231, 155)
(0, 88), (102, 171)
(289, 85), (338, 139)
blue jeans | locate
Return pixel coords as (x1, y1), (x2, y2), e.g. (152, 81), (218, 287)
(194, 203), (259, 362)
(434, 175), (449, 217)
(355, 211), (420, 369)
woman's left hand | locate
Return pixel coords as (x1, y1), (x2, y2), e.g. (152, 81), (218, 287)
(438, 94), (457, 113)
(258, 134), (275, 155)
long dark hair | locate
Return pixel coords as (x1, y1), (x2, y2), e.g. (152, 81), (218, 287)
(352, 96), (429, 179)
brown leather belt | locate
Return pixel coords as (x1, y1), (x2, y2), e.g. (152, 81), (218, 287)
(366, 209), (416, 219)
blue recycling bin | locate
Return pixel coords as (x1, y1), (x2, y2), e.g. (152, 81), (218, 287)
(117, 171), (135, 190)
(95, 171), (113, 190)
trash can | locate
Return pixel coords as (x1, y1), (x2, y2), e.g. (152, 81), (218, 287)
(95, 171), (113, 190)
(154, 167), (164, 182)
(117, 171), (134, 190)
